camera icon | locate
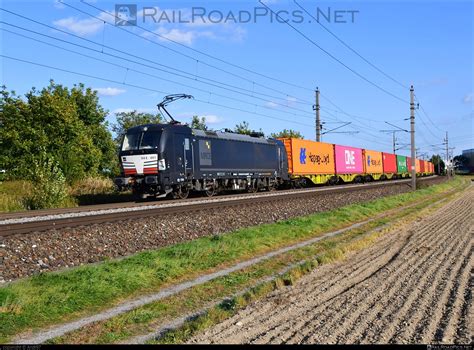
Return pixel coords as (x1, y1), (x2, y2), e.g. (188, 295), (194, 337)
(115, 4), (137, 26)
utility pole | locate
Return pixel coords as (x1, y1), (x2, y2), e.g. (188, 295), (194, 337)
(410, 85), (416, 191)
(392, 132), (397, 154)
(315, 87), (321, 142)
(445, 131), (449, 178)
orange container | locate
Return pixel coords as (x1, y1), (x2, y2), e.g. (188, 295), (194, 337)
(364, 150), (383, 174)
(279, 138), (335, 175)
(416, 159), (421, 173)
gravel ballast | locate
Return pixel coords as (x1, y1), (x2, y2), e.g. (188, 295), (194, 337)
(0, 178), (445, 282)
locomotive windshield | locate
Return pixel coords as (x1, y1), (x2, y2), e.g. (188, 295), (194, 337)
(122, 130), (161, 151)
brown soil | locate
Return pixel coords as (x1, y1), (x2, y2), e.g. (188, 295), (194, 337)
(190, 186), (473, 344)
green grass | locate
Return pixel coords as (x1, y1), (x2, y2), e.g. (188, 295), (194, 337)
(0, 180), (33, 212)
(0, 177), (466, 343)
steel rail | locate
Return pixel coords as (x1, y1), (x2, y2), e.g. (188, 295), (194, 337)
(0, 176), (440, 237)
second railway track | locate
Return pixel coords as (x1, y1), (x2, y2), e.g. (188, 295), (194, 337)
(0, 176), (439, 237)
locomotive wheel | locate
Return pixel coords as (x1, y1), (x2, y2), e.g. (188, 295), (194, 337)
(247, 181), (258, 193)
(248, 186), (258, 193)
(204, 186), (217, 197)
(173, 185), (189, 199)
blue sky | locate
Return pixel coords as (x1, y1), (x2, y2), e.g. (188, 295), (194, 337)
(1, 0), (472, 158)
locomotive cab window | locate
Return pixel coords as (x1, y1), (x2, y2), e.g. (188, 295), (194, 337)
(140, 130), (161, 150)
(121, 132), (140, 151)
(121, 130), (161, 151)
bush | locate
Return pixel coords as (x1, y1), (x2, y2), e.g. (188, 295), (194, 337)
(25, 156), (71, 210)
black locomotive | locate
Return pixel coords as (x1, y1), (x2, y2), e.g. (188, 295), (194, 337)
(115, 123), (289, 199)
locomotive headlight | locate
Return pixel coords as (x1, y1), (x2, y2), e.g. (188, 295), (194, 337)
(158, 159), (166, 170)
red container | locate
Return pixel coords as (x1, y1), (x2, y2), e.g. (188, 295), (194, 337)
(406, 157), (413, 172)
(382, 153), (397, 173)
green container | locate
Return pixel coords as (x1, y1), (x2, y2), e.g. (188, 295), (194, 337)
(396, 155), (407, 173)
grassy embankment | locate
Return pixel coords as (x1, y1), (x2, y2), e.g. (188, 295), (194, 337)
(0, 178), (133, 212)
(0, 177), (468, 343)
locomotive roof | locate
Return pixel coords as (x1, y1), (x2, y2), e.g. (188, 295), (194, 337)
(192, 129), (276, 144)
(126, 123), (277, 144)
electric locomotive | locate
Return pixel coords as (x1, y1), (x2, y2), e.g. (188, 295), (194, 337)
(115, 95), (289, 199)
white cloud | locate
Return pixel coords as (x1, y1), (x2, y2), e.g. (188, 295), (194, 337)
(141, 6), (246, 45)
(463, 93), (473, 104)
(155, 27), (215, 45)
(53, 11), (111, 36)
(53, 0), (65, 10)
(201, 114), (222, 124)
(94, 87), (126, 96)
(265, 96), (298, 109)
(265, 101), (279, 108)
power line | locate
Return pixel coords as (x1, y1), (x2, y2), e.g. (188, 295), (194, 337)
(293, 0), (409, 90)
(259, 0), (409, 104)
(79, 0), (313, 92)
(63, 1), (315, 99)
(0, 54), (315, 128)
(414, 93), (444, 134)
(1, 26), (318, 122)
(0, 9), (314, 107)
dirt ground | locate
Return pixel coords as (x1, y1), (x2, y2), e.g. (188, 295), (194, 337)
(190, 185), (473, 344)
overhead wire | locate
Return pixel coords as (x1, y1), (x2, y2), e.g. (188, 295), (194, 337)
(0, 54), (315, 128)
(293, 0), (409, 90)
(258, 0), (409, 104)
(1, 26), (317, 122)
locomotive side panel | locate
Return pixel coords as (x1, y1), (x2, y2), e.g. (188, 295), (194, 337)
(194, 135), (281, 176)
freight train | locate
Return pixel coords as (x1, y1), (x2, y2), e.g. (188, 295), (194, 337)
(115, 123), (434, 199)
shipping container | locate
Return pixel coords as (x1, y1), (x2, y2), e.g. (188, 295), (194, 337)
(279, 138), (335, 175)
(416, 159), (421, 173)
(396, 155), (408, 173)
(420, 160), (426, 173)
(364, 150), (383, 174)
(406, 157), (412, 172)
(334, 145), (364, 174)
(382, 153), (397, 173)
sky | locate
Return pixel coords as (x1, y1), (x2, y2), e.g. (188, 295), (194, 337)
(1, 0), (473, 159)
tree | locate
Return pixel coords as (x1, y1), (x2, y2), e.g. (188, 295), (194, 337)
(270, 129), (303, 139)
(0, 81), (118, 182)
(111, 110), (162, 145)
(452, 154), (468, 170)
(190, 115), (208, 130)
(430, 154), (445, 175)
(234, 121), (252, 135)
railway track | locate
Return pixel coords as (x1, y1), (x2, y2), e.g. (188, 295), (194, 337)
(0, 176), (440, 237)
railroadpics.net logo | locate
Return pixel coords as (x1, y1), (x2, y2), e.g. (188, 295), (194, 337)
(114, 4), (359, 26)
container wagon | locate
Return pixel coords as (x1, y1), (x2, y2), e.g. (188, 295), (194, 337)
(279, 138), (337, 186)
(382, 153), (398, 179)
(396, 155), (409, 178)
(334, 145), (364, 183)
(364, 149), (384, 181)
